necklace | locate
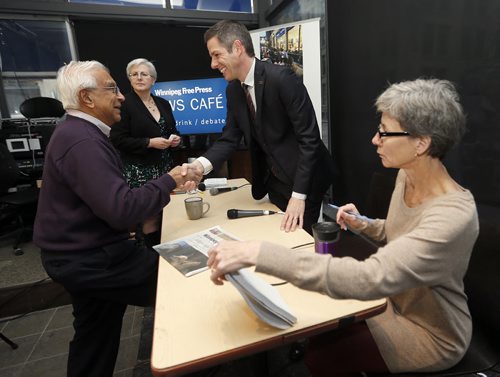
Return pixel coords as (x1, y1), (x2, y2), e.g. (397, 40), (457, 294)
(145, 97), (157, 112)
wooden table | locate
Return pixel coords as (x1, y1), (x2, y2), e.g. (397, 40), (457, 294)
(152, 179), (386, 376)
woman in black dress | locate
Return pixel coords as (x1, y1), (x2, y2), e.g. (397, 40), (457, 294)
(111, 58), (181, 245)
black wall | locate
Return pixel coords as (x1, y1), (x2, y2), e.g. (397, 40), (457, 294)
(74, 20), (216, 94)
(328, 0), (500, 217)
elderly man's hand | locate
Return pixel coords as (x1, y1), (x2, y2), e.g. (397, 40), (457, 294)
(168, 165), (202, 191)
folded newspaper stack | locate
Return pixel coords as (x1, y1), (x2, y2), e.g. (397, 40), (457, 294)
(226, 268), (297, 330)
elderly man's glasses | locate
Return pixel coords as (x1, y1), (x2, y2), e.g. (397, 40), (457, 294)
(102, 86), (121, 94)
(129, 72), (151, 79)
(87, 86), (121, 95)
(377, 125), (410, 138)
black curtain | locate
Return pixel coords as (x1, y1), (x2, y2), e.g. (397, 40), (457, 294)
(73, 20), (216, 94)
(327, 0), (500, 217)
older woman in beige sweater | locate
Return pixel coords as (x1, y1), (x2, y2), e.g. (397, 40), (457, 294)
(207, 79), (479, 376)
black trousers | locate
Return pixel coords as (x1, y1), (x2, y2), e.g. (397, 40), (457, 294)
(41, 239), (159, 377)
(266, 174), (324, 235)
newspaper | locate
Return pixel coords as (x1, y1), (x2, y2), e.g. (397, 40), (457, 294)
(153, 226), (238, 277)
(226, 269), (297, 329)
(153, 226), (297, 329)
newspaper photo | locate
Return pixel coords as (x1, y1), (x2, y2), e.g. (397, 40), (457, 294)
(153, 226), (239, 277)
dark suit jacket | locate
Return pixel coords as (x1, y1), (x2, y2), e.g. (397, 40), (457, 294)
(110, 91), (177, 165)
(204, 59), (334, 201)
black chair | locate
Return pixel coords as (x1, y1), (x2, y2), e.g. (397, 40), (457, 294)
(19, 96), (65, 119)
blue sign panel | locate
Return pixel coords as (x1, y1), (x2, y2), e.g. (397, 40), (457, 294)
(152, 78), (227, 135)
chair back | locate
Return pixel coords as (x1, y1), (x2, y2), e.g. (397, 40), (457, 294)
(19, 97), (65, 119)
(464, 217), (500, 339)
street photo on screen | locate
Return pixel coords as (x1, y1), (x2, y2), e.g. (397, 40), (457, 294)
(259, 25), (303, 81)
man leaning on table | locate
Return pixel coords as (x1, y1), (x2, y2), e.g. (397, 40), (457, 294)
(33, 60), (201, 377)
(182, 20), (335, 234)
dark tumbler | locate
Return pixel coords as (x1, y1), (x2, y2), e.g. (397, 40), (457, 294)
(311, 222), (341, 256)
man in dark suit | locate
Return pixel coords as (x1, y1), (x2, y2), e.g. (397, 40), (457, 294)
(34, 60), (200, 377)
(184, 20), (334, 234)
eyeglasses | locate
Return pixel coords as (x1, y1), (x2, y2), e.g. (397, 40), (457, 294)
(377, 125), (410, 138)
(101, 86), (121, 94)
(128, 72), (152, 79)
(87, 86), (121, 95)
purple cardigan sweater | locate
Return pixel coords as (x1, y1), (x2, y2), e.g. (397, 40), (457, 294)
(34, 115), (176, 251)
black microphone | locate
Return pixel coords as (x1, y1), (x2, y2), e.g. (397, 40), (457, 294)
(209, 187), (239, 195)
(227, 209), (278, 219)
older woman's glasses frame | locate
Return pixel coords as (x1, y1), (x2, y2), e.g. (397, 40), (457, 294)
(129, 72), (151, 79)
(377, 125), (410, 138)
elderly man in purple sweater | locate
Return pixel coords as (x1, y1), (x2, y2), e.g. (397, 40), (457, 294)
(33, 60), (201, 377)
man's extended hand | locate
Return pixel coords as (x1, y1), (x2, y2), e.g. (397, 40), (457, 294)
(181, 161), (204, 178)
(280, 197), (305, 232)
(168, 165), (202, 191)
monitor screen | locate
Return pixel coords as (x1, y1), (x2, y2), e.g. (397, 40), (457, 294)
(1, 124), (54, 160)
(6, 138), (29, 153)
(152, 77), (227, 135)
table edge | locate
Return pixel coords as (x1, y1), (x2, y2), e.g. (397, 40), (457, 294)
(150, 299), (387, 377)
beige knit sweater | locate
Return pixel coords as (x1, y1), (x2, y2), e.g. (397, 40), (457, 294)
(256, 170), (479, 372)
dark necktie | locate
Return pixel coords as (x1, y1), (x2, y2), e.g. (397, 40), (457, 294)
(242, 84), (256, 121)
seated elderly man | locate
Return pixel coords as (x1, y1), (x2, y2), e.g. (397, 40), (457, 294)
(33, 60), (201, 377)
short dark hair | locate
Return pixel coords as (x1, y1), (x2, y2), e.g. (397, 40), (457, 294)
(204, 20), (255, 58)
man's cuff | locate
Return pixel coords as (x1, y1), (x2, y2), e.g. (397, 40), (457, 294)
(196, 157), (212, 175)
(291, 192), (307, 200)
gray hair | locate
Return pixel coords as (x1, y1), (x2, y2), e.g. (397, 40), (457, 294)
(375, 79), (466, 159)
(204, 20), (255, 58)
(57, 60), (108, 110)
(126, 58), (157, 79)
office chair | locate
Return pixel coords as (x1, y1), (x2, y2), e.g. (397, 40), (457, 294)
(0, 97), (63, 350)
(19, 96), (65, 119)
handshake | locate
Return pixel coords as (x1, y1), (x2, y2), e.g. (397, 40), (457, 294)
(168, 160), (205, 192)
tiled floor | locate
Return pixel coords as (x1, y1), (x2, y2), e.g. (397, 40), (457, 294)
(0, 235), (148, 376)
(0, 240), (314, 377)
(0, 240), (48, 289)
(0, 304), (144, 377)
